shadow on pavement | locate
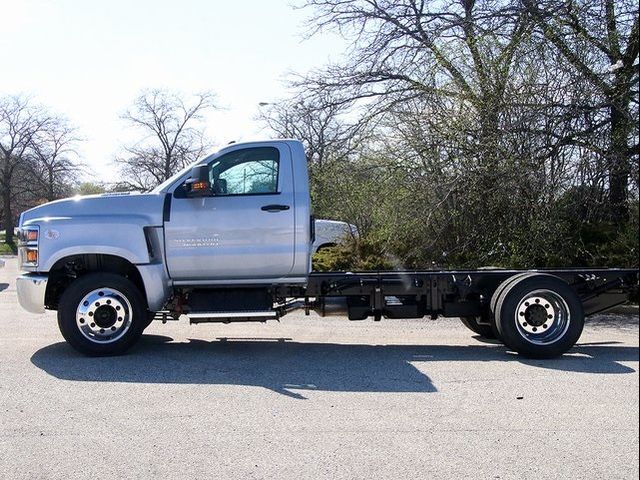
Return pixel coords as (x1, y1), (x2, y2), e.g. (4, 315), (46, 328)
(0, 283), (9, 292)
(30, 335), (638, 399)
(585, 314), (639, 329)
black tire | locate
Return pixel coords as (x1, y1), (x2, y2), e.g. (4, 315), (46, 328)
(457, 275), (531, 342)
(460, 316), (496, 339)
(494, 273), (584, 358)
(489, 272), (537, 339)
(57, 272), (147, 356)
(143, 312), (155, 330)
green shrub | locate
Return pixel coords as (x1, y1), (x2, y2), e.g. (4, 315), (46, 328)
(313, 238), (394, 271)
(0, 242), (16, 254)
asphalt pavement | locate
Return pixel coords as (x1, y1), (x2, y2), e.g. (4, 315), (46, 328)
(1, 257), (638, 479)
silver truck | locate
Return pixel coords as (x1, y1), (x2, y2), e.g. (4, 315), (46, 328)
(16, 140), (638, 358)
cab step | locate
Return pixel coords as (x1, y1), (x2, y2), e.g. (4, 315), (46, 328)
(187, 310), (279, 324)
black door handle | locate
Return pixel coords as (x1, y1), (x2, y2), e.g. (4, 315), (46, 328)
(261, 204), (290, 212)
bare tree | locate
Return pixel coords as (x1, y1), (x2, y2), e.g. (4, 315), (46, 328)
(0, 95), (51, 245)
(300, 0), (532, 155)
(258, 93), (365, 167)
(30, 117), (81, 201)
(116, 89), (218, 191)
(522, 0), (639, 222)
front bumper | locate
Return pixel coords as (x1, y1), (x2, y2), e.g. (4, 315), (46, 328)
(17, 274), (48, 314)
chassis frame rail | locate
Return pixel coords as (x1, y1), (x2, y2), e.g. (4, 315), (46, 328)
(276, 268), (639, 321)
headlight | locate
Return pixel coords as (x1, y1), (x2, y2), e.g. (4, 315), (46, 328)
(18, 226), (39, 267)
(25, 230), (39, 242)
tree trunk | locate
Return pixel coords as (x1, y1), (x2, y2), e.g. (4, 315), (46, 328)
(48, 165), (55, 201)
(164, 153), (172, 182)
(608, 100), (630, 224)
(478, 104), (500, 165)
(2, 187), (14, 245)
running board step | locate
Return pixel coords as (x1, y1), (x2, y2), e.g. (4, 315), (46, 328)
(187, 311), (279, 324)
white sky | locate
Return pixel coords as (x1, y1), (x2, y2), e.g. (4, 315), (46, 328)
(0, 0), (345, 183)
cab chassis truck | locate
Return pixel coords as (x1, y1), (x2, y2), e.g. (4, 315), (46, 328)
(15, 140), (638, 358)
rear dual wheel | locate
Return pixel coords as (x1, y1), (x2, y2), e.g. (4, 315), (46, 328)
(492, 274), (584, 358)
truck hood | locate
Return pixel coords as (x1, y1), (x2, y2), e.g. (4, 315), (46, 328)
(20, 192), (166, 227)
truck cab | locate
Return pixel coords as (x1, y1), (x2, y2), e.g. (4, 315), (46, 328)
(159, 140), (311, 284)
(16, 139), (313, 354)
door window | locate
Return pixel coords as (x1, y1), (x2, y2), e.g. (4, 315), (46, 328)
(209, 147), (279, 195)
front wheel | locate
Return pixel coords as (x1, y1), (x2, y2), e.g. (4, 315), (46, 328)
(57, 272), (147, 356)
(494, 274), (584, 358)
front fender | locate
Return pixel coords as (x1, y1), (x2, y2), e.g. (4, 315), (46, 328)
(27, 216), (152, 272)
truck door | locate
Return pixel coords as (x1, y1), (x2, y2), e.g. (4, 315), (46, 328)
(164, 144), (296, 281)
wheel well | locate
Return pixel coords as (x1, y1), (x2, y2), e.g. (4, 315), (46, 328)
(45, 254), (147, 310)
(314, 242), (337, 253)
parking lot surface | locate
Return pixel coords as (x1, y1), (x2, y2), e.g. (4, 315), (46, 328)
(1, 257), (638, 479)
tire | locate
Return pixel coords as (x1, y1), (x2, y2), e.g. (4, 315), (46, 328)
(458, 275), (533, 341)
(489, 272), (537, 339)
(57, 272), (147, 356)
(460, 316), (496, 339)
(143, 312), (155, 330)
(493, 273), (584, 358)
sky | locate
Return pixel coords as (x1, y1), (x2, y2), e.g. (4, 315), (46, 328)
(0, 0), (346, 183)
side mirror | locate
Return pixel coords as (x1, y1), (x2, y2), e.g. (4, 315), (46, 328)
(184, 164), (212, 198)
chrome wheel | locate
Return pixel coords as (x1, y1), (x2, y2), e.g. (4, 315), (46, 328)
(515, 289), (570, 345)
(75, 288), (133, 344)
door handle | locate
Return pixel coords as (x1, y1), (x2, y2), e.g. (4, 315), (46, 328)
(261, 204), (290, 212)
